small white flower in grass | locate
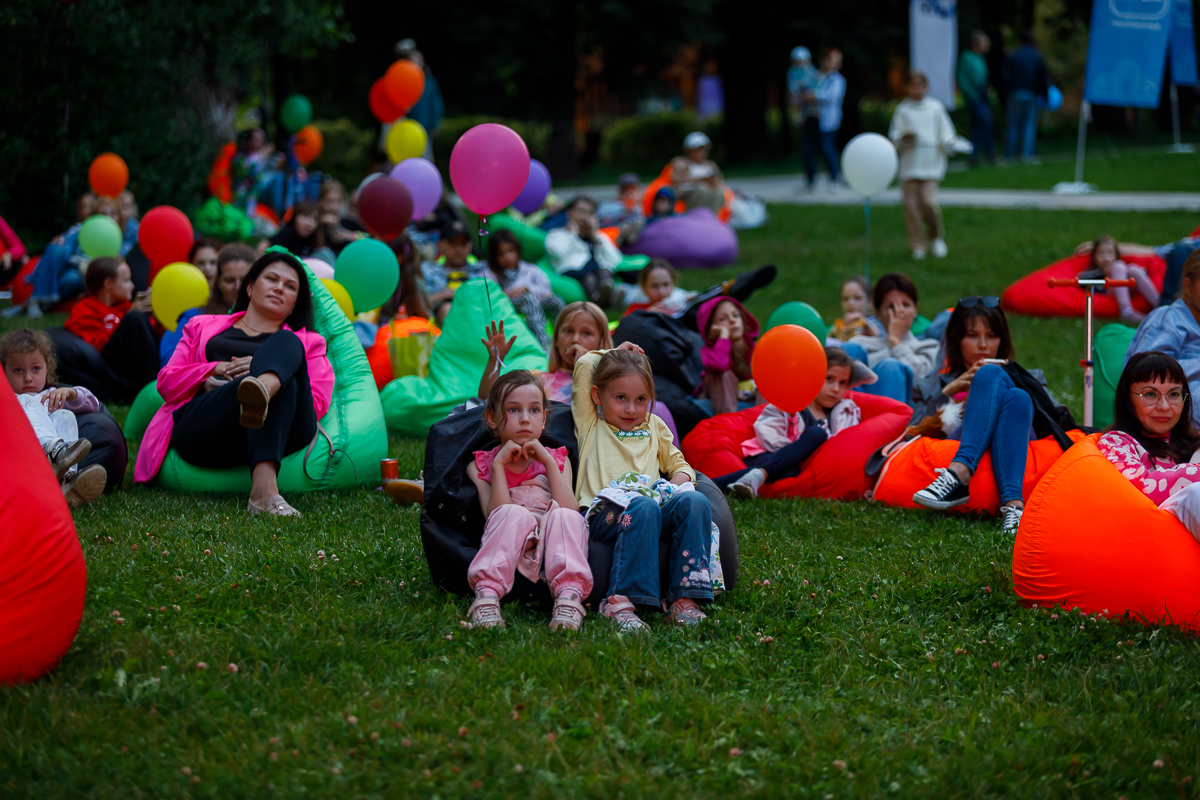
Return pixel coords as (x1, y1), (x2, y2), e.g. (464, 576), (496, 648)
(228, 663), (238, 674)
(1037, 654), (1045, 661)
(514, 764), (524, 772)
(762, 579), (771, 587)
(833, 759), (847, 770)
(729, 748), (742, 757)
(317, 550), (325, 560)
(196, 662), (207, 670)
(111, 610), (120, 617)
(458, 727), (468, 737)
(203, 549), (211, 556)
(180, 767), (192, 775)
(116, 618), (124, 625)
(347, 716), (358, 725)
(1051, 614), (1059, 620)
(370, 732), (379, 742)
(836, 556), (843, 561)
(1154, 759), (1165, 769)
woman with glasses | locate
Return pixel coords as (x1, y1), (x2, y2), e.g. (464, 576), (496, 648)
(1098, 351), (1200, 540)
(911, 296), (1040, 535)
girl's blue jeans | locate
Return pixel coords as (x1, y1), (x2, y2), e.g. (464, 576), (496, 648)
(30, 243), (84, 303)
(953, 364), (1033, 505)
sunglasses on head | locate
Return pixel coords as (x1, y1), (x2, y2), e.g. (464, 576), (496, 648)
(957, 296), (1000, 309)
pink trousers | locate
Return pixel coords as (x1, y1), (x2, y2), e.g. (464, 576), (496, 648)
(468, 504), (593, 599)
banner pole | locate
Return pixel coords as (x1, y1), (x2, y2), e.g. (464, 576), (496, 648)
(1073, 100), (1089, 184)
(864, 199), (871, 288)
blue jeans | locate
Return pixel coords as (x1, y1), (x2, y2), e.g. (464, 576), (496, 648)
(841, 343), (914, 406)
(820, 130), (841, 182)
(1005, 91), (1039, 159)
(29, 243), (85, 303)
(801, 117), (821, 184)
(952, 365), (1033, 505)
(589, 493), (714, 606)
(966, 99), (995, 161)
(714, 426), (828, 490)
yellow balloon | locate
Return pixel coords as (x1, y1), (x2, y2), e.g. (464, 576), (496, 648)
(385, 119), (428, 163)
(150, 262), (210, 331)
(321, 278), (354, 320)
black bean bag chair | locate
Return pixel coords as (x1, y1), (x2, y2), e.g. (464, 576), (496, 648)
(73, 405), (128, 492)
(420, 403), (738, 609)
(612, 311), (709, 441)
(46, 328), (140, 405)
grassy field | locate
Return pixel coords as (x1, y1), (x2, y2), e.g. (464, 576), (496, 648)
(4, 204), (1200, 797)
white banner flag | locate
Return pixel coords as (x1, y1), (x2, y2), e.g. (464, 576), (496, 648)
(910, 0), (958, 109)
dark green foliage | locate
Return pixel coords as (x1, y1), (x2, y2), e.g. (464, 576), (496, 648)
(599, 113), (724, 172)
(431, 117), (551, 176)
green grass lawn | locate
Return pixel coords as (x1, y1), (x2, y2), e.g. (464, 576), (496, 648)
(940, 148), (1200, 193)
(4, 205), (1200, 797)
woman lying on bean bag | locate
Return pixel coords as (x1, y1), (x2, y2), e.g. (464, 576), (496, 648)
(134, 249), (333, 516)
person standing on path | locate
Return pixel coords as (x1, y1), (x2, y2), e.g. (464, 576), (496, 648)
(1002, 30), (1049, 163)
(787, 46), (822, 189)
(957, 31), (995, 165)
(814, 48), (847, 186)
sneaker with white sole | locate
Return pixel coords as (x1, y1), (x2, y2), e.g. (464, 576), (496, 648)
(665, 598), (707, 627)
(912, 467), (970, 510)
(999, 505), (1023, 536)
(548, 595), (586, 631)
(600, 597), (649, 632)
(912, 247), (927, 260)
(48, 438), (91, 480)
(932, 238), (948, 258)
(467, 595), (505, 629)
(728, 468), (767, 500)
(63, 464), (106, 508)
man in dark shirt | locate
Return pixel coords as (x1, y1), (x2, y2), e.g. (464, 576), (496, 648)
(1002, 30), (1049, 162)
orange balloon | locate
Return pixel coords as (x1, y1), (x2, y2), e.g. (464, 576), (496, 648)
(383, 60), (426, 110)
(294, 124), (324, 166)
(88, 152), (128, 198)
(750, 324), (827, 414)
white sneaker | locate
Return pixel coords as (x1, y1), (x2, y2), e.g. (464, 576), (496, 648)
(729, 468), (767, 500)
(1000, 505), (1024, 536)
(932, 238), (948, 258)
(912, 248), (927, 260)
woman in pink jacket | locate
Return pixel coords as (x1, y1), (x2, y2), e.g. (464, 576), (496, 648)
(134, 249), (334, 516)
(1099, 350), (1200, 539)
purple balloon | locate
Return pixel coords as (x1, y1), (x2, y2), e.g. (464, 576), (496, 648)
(511, 159), (551, 215)
(390, 157), (444, 221)
(449, 123), (530, 216)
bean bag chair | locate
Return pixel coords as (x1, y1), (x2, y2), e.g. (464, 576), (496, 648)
(1014, 435), (1200, 630)
(682, 394), (913, 500)
(534, 258), (587, 305)
(420, 403), (738, 608)
(612, 310), (709, 441)
(365, 316), (439, 391)
(623, 208), (739, 269)
(1093, 323), (1137, 429)
(380, 279), (548, 437)
(0, 388), (87, 684)
(127, 268), (388, 493)
(3, 256), (37, 306)
(1001, 252), (1166, 318)
(873, 430), (1087, 514)
(78, 405), (128, 492)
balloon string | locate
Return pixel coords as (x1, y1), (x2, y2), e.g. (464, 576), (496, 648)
(476, 214), (504, 370)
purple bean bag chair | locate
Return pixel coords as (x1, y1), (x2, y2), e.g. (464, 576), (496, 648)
(623, 208), (739, 269)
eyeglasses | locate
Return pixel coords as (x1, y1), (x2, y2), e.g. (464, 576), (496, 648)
(957, 296), (1000, 309)
(1130, 388), (1188, 407)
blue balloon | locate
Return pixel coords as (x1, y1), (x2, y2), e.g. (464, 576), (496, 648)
(1039, 85), (1063, 112)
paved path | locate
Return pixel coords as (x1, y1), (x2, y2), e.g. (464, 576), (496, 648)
(571, 174), (1200, 212)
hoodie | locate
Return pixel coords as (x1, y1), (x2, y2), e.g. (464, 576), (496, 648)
(646, 186), (678, 224)
(697, 296), (759, 380)
(65, 296), (131, 351)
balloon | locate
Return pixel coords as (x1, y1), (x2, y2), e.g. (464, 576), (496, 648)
(383, 60), (426, 110)
(280, 94), (313, 134)
(389, 157), (443, 220)
(150, 262), (209, 331)
(385, 119), (428, 164)
(138, 206), (194, 270)
(751, 325), (827, 414)
(88, 153), (128, 198)
(321, 279), (355, 320)
(449, 124), (531, 216)
(840, 133), (899, 198)
(304, 256), (335, 281)
(369, 78), (404, 124)
(78, 215), (123, 258)
(334, 238), (400, 313)
(764, 301), (826, 341)
(357, 177), (413, 240)
(511, 159), (551, 215)
(1039, 85), (1063, 112)
(293, 124), (324, 166)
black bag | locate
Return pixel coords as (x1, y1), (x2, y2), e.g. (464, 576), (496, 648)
(613, 311), (710, 440)
(1002, 361), (1078, 452)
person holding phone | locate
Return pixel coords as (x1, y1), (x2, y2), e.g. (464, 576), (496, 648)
(845, 272), (938, 405)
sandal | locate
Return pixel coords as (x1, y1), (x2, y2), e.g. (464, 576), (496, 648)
(599, 597), (649, 632)
(665, 598), (707, 627)
(247, 494), (301, 517)
(237, 376), (270, 429)
(548, 596), (586, 631)
(467, 595), (505, 629)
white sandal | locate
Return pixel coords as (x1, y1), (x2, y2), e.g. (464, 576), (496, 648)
(467, 596), (506, 629)
(548, 596), (586, 631)
(247, 494), (301, 517)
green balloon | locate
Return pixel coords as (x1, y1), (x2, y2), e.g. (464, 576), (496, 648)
(78, 214), (123, 258)
(280, 94), (313, 134)
(334, 238), (400, 313)
(765, 301), (826, 341)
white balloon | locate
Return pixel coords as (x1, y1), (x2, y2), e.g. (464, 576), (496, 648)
(840, 133), (899, 198)
(304, 257), (335, 281)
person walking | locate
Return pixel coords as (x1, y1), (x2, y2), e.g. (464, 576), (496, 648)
(1002, 30), (1049, 163)
(957, 31), (995, 165)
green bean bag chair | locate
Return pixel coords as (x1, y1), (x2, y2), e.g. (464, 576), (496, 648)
(1093, 322), (1137, 429)
(124, 267), (388, 492)
(380, 279), (548, 437)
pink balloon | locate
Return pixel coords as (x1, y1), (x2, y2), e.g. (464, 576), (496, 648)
(303, 257), (335, 281)
(449, 123), (531, 216)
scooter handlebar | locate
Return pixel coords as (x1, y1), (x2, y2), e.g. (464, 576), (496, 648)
(1047, 278), (1137, 288)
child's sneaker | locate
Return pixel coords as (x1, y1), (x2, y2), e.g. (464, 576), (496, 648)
(63, 465), (106, 508)
(548, 596), (586, 631)
(600, 597), (649, 632)
(48, 438), (91, 480)
(999, 504), (1024, 536)
(932, 238), (949, 258)
(665, 598), (707, 627)
(728, 468), (766, 500)
(912, 467), (969, 510)
(467, 595), (505, 629)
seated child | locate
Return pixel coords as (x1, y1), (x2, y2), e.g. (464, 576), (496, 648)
(715, 348), (875, 498)
(645, 186), (678, 225)
(464, 370), (592, 630)
(484, 229), (564, 351)
(573, 344), (714, 630)
(830, 276), (878, 341)
(698, 296), (758, 416)
(422, 219), (488, 326)
(623, 260), (692, 317)
(1, 328), (107, 507)
(1078, 234), (1159, 324)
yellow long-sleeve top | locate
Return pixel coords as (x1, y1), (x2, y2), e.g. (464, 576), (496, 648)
(571, 350), (695, 508)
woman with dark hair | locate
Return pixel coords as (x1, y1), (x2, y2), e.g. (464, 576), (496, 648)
(1099, 351), (1200, 539)
(909, 296), (1037, 535)
(844, 272), (938, 405)
(159, 244), (256, 367)
(134, 249), (333, 516)
(485, 228), (563, 350)
(379, 233), (431, 323)
(189, 237), (223, 283)
(268, 200), (327, 259)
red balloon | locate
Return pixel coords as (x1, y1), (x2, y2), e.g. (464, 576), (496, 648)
(751, 324), (828, 414)
(138, 206), (194, 270)
(357, 177), (414, 241)
(383, 60), (426, 110)
(88, 152), (128, 198)
(368, 78), (404, 124)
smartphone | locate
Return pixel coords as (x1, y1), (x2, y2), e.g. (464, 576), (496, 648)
(981, 358), (1008, 365)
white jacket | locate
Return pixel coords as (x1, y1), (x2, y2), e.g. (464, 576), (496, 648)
(544, 228), (623, 275)
(743, 400), (862, 457)
(888, 97), (960, 181)
(849, 331), (940, 381)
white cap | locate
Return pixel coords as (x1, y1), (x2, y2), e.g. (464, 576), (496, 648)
(791, 46), (811, 62)
(683, 131), (711, 151)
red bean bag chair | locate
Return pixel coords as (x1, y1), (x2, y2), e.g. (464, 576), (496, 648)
(1014, 434), (1200, 631)
(5, 256), (38, 307)
(1001, 252), (1165, 318)
(681, 393), (911, 500)
(873, 430), (1087, 515)
(0, 387), (87, 685)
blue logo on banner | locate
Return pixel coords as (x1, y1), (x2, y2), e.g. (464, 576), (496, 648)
(1171, 0), (1198, 87)
(1085, 0), (1173, 107)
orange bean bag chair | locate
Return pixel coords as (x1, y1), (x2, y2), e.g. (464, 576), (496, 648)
(873, 430), (1086, 514)
(1001, 252), (1165, 318)
(0, 387), (87, 685)
(1014, 434), (1200, 631)
(366, 316), (440, 390)
(681, 393), (912, 500)
(641, 164), (733, 223)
